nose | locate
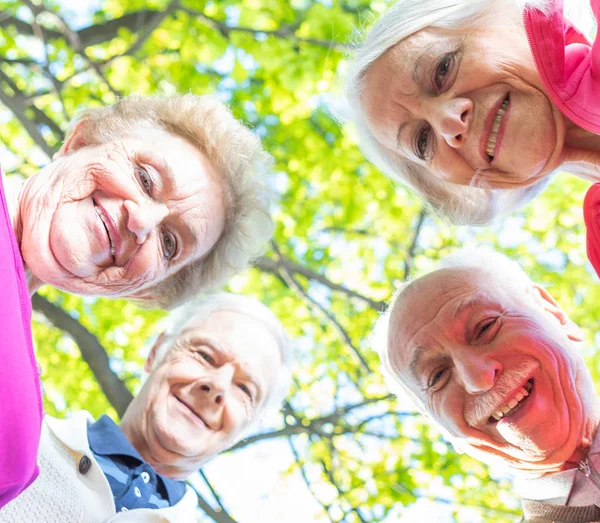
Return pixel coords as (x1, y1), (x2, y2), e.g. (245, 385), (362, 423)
(123, 200), (168, 244)
(454, 353), (502, 395)
(433, 98), (473, 149)
(199, 365), (234, 405)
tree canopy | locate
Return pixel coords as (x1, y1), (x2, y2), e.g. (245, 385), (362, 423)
(0, 1), (598, 521)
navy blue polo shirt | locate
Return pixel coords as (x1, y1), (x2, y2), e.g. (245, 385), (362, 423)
(87, 415), (186, 513)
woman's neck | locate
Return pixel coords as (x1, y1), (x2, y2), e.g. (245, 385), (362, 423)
(562, 122), (600, 182)
(2, 173), (43, 294)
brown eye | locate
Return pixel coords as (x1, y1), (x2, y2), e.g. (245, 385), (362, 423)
(238, 383), (252, 398)
(476, 318), (499, 340)
(162, 231), (177, 260)
(434, 53), (455, 91)
(429, 367), (448, 390)
(136, 166), (153, 195)
(199, 351), (214, 364)
(415, 124), (432, 160)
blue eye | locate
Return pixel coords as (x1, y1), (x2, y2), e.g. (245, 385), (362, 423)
(136, 166), (153, 195)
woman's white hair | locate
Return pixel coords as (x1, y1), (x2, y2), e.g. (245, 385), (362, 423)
(340, 0), (592, 225)
(372, 247), (533, 400)
(67, 95), (274, 309)
(151, 292), (294, 430)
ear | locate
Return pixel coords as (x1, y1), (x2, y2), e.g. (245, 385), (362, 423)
(530, 284), (584, 342)
(53, 120), (88, 160)
(144, 332), (166, 373)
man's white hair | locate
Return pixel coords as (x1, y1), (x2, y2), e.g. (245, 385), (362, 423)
(372, 247), (533, 401)
(339, 0), (593, 225)
(151, 292), (294, 431)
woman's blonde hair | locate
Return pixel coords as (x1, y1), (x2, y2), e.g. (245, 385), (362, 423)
(340, 0), (591, 224)
(67, 94), (274, 308)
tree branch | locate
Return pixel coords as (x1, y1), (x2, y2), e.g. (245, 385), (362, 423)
(31, 294), (133, 417)
(256, 255), (386, 312)
(188, 483), (238, 523)
(182, 8), (351, 51)
(270, 242), (371, 373)
(0, 69), (57, 158)
(404, 208), (427, 280)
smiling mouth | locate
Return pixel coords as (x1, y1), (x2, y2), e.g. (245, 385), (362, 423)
(175, 396), (210, 429)
(93, 199), (115, 259)
(488, 379), (534, 423)
(485, 93), (510, 162)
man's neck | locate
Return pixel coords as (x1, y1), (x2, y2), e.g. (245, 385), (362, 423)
(517, 410), (600, 478)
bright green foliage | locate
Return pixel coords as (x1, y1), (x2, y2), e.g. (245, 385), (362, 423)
(0, 1), (597, 522)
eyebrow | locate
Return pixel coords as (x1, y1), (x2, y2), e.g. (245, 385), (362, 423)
(396, 121), (411, 149)
(408, 345), (428, 383)
(450, 293), (489, 317)
(151, 156), (201, 256)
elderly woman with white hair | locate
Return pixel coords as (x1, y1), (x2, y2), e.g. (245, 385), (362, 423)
(0, 94), (273, 508)
(342, 0), (600, 271)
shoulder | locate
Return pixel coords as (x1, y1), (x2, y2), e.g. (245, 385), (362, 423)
(584, 183), (600, 279)
(44, 411), (95, 451)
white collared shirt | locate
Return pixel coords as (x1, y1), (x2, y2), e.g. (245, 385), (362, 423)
(515, 432), (600, 507)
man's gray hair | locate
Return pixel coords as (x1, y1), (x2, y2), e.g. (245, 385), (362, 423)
(372, 247), (533, 399)
(339, 0), (591, 225)
(151, 292), (294, 429)
(68, 95), (274, 309)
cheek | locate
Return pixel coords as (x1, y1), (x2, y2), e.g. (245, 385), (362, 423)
(223, 398), (251, 434)
(125, 242), (164, 285)
(432, 148), (474, 185)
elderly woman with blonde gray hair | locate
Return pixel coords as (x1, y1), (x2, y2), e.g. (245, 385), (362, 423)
(0, 94), (273, 508)
(341, 0), (600, 273)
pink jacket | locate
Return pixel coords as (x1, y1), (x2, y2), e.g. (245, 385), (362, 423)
(0, 172), (42, 508)
(524, 0), (600, 277)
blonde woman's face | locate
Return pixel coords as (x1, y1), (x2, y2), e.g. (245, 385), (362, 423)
(361, 22), (568, 190)
(20, 128), (226, 297)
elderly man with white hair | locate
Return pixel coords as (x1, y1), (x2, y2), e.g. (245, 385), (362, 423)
(0, 293), (293, 523)
(374, 248), (600, 523)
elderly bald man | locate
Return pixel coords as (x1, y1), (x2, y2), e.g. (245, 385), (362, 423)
(374, 249), (600, 523)
(0, 293), (293, 523)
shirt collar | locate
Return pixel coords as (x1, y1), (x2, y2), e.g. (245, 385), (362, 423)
(88, 414), (145, 461)
(88, 414), (187, 504)
(514, 428), (600, 503)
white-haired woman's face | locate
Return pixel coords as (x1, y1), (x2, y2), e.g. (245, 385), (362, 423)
(361, 21), (568, 190)
(19, 127), (225, 297)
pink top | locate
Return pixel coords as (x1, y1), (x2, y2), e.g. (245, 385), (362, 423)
(0, 171), (42, 507)
(524, 0), (600, 277)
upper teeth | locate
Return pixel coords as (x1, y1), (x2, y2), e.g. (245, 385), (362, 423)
(486, 97), (509, 159)
(95, 205), (115, 256)
(491, 381), (532, 421)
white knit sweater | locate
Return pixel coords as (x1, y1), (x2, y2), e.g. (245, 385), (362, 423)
(0, 412), (198, 522)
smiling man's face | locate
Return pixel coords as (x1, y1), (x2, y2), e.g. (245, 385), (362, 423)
(121, 309), (282, 479)
(386, 268), (597, 474)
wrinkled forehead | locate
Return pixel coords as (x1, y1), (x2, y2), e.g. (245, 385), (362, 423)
(387, 268), (498, 371)
(179, 309), (282, 374)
